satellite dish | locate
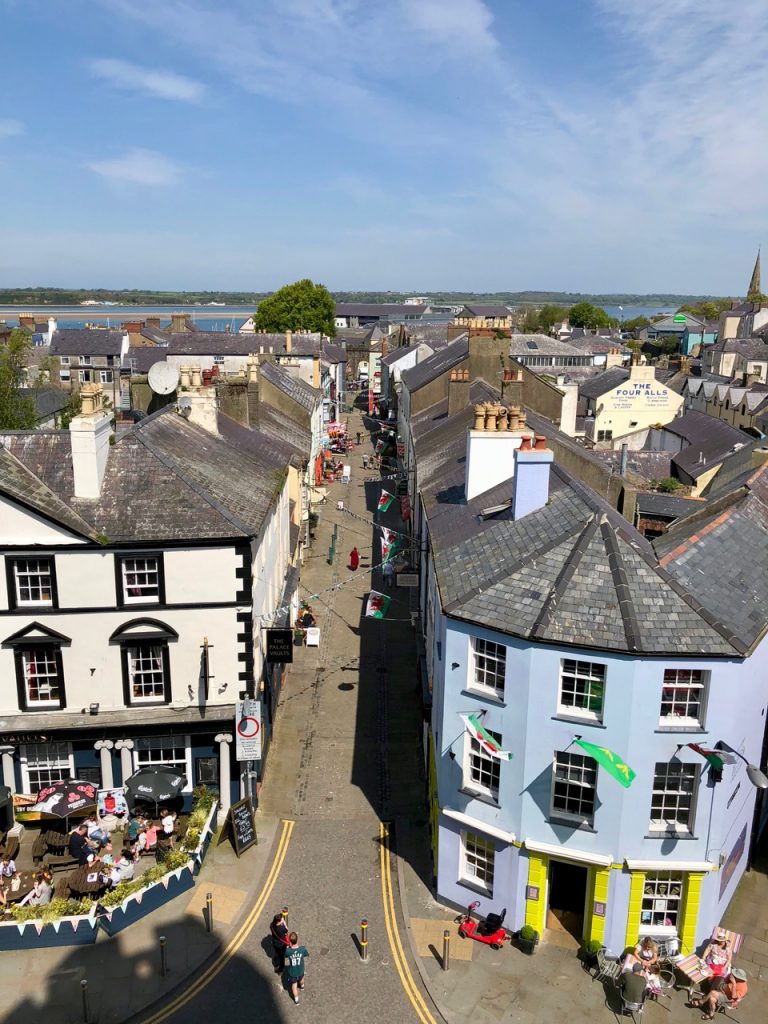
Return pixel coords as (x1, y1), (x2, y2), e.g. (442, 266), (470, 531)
(148, 361), (180, 396)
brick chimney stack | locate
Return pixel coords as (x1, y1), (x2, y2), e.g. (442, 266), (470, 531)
(447, 367), (470, 418)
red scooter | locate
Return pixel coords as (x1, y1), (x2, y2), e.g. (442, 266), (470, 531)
(457, 901), (507, 949)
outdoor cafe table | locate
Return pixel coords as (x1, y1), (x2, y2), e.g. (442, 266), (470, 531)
(2, 872), (35, 904)
(41, 830), (68, 850)
(67, 864), (107, 898)
(675, 953), (713, 995)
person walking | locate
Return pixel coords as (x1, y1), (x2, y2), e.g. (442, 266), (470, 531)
(382, 560), (395, 588)
(284, 931), (309, 1004)
(270, 911), (289, 974)
(350, 547), (360, 571)
(356, 431), (361, 446)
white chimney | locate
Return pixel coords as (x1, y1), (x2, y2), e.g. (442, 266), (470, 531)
(512, 435), (553, 520)
(69, 383), (111, 498)
(47, 317), (57, 344)
(465, 403), (529, 501)
(179, 364), (218, 434)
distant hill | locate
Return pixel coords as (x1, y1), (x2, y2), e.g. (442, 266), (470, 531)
(0, 287), (733, 307)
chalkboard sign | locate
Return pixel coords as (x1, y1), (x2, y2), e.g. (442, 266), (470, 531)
(266, 628), (293, 664)
(227, 797), (258, 857)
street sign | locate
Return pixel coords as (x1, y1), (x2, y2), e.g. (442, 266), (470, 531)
(235, 699), (262, 761)
(397, 573), (419, 587)
(266, 628), (293, 664)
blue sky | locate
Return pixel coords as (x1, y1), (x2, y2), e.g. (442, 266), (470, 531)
(2, 0), (767, 294)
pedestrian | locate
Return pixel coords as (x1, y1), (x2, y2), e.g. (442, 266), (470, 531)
(382, 560), (395, 588)
(270, 911), (289, 974)
(356, 431), (361, 445)
(362, 453), (369, 469)
(350, 547), (360, 571)
(284, 931), (310, 1004)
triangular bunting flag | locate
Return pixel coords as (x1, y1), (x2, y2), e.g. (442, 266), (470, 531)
(574, 739), (635, 788)
(134, 891), (143, 905)
(34, 922), (44, 936)
(377, 491), (394, 512)
(16, 923), (27, 936)
(162, 875), (170, 889)
(70, 918), (79, 933)
(460, 712), (514, 761)
(51, 920), (62, 933)
(365, 591), (391, 619)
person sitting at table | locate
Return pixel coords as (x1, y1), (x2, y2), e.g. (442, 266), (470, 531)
(645, 963), (663, 1000)
(116, 849), (135, 882)
(127, 815), (144, 843)
(700, 929), (732, 988)
(0, 855), (18, 881)
(84, 814), (110, 847)
(691, 967), (748, 1019)
(624, 936), (658, 972)
(621, 963), (648, 1006)
(68, 823), (97, 865)
(20, 873), (53, 908)
(155, 830), (173, 865)
(298, 608), (316, 629)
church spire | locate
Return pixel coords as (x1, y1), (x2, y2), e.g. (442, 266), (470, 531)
(747, 248), (761, 301)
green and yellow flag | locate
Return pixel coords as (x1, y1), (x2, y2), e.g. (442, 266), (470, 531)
(574, 739), (635, 788)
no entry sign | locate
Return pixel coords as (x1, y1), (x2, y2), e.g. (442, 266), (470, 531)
(235, 699), (262, 761)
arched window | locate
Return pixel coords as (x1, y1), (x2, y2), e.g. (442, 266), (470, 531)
(110, 619), (178, 707)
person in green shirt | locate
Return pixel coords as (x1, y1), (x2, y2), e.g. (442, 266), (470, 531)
(284, 932), (309, 1005)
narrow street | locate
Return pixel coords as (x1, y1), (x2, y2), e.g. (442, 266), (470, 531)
(138, 404), (435, 1023)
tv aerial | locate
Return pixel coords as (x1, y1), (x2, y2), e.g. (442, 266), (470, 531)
(148, 361), (180, 396)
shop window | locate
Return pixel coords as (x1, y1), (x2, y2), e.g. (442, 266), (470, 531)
(558, 659), (605, 721)
(551, 751), (596, 826)
(459, 830), (495, 894)
(134, 734), (191, 791)
(640, 872), (683, 931)
(21, 740), (73, 791)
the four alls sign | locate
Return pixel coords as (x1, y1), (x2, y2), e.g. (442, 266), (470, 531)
(235, 699), (262, 761)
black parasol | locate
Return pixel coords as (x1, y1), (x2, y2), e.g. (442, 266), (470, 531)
(30, 779), (98, 817)
(125, 765), (187, 809)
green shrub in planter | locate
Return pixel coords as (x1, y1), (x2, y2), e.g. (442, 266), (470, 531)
(518, 924), (539, 954)
(581, 938), (602, 966)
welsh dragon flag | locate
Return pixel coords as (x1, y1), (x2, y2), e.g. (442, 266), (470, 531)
(686, 743), (738, 771)
(365, 591), (391, 619)
(381, 527), (402, 562)
(460, 713), (514, 761)
(378, 491), (394, 512)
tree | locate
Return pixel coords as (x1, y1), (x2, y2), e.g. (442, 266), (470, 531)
(537, 304), (565, 333)
(253, 278), (336, 336)
(0, 329), (36, 429)
(521, 308), (540, 334)
(622, 316), (650, 335)
(567, 301), (612, 330)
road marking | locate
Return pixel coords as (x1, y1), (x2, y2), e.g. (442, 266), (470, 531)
(379, 821), (438, 1024)
(138, 818), (296, 1024)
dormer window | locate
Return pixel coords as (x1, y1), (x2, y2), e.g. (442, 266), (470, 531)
(116, 554), (164, 606)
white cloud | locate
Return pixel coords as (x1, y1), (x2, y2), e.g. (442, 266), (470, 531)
(89, 58), (206, 102)
(399, 0), (496, 53)
(0, 118), (24, 139)
(86, 148), (183, 186)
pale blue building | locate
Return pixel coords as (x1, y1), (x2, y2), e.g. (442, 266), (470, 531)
(418, 401), (768, 955)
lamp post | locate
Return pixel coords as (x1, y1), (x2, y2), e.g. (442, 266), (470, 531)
(716, 743), (768, 789)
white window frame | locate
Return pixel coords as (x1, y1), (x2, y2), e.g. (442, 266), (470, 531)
(79, 369), (92, 383)
(469, 637), (506, 699)
(133, 734), (192, 793)
(649, 763), (698, 833)
(20, 740), (74, 791)
(558, 659), (606, 721)
(639, 871), (684, 935)
(21, 648), (62, 707)
(100, 369), (113, 384)
(79, 356), (92, 366)
(659, 669), (708, 728)
(59, 369), (71, 381)
(126, 644), (166, 703)
(121, 556), (160, 604)
(59, 356), (70, 366)
(13, 558), (54, 607)
(459, 830), (495, 894)
(463, 730), (501, 801)
(551, 751), (597, 826)
(213, 355), (225, 366)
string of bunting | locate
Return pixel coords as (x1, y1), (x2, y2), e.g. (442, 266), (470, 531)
(341, 506), (411, 540)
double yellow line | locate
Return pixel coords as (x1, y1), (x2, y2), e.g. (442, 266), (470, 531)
(139, 818), (296, 1024)
(379, 822), (437, 1024)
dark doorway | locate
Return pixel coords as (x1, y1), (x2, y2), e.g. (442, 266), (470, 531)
(547, 860), (588, 942)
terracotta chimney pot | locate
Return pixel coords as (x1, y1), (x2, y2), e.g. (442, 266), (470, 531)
(534, 434), (548, 451)
(473, 403), (485, 430)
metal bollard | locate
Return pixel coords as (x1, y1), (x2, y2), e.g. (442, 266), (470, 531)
(360, 918), (369, 962)
(160, 935), (167, 977)
(80, 979), (90, 1023)
(442, 929), (450, 972)
(206, 892), (213, 932)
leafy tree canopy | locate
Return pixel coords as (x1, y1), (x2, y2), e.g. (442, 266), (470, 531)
(677, 298), (732, 321)
(0, 329), (36, 429)
(622, 316), (650, 334)
(568, 301), (613, 329)
(253, 278), (336, 336)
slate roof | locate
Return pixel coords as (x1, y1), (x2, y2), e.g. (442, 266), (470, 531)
(259, 361), (321, 412)
(19, 387), (70, 421)
(405, 324), (465, 346)
(636, 493), (705, 519)
(419, 406), (768, 655)
(322, 342), (346, 363)
(509, 334), (586, 357)
(50, 329), (126, 356)
(400, 337), (469, 392)
(0, 406), (297, 543)
(458, 304), (511, 318)
(160, 332), (321, 357)
(579, 366), (668, 400)
(126, 346), (167, 373)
